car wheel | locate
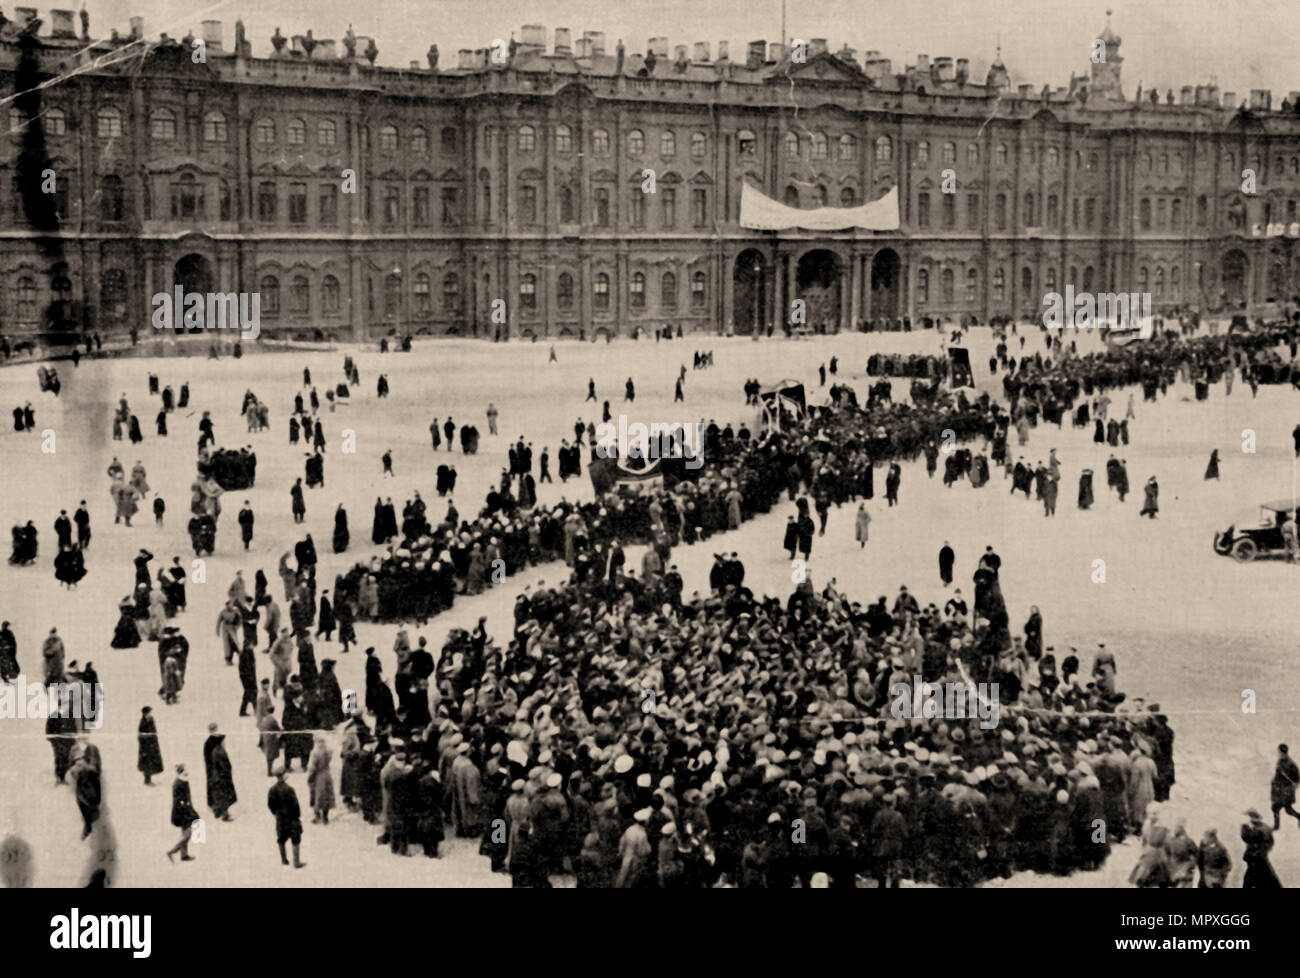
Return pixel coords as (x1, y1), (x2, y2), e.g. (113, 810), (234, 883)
(1232, 539), (1258, 563)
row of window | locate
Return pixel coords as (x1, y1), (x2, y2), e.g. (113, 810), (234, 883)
(914, 263), (1191, 305)
(516, 270), (708, 310)
(911, 191), (1104, 231)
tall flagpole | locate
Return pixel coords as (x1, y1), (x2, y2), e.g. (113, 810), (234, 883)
(781, 0), (786, 48)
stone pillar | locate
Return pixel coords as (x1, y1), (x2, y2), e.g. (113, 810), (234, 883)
(772, 246), (783, 335)
(848, 252), (861, 326)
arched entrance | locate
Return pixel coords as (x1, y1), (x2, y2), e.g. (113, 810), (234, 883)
(733, 249), (767, 335)
(796, 249), (842, 329)
(173, 254), (214, 333)
(870, 248), (901, 319)
(1221, 249), (1248, 307)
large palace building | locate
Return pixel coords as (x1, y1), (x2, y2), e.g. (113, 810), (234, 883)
(1, 8), (1300, 340)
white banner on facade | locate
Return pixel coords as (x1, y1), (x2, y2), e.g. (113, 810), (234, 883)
(739, 183), (901, 231)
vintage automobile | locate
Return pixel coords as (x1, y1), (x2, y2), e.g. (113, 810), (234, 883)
(1213, 500), (1300, 561)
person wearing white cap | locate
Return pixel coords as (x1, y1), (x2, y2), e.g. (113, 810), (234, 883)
(616, 809), (653, 888)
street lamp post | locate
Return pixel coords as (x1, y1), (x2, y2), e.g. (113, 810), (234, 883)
(752, 259), (761, 338)
(391, 263), (402, 341)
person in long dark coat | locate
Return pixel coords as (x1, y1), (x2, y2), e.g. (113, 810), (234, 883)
(938, 542), (955, 586)
(1093, 418), (1105, 443)
(333, 505), (349, 553)
(317, 592), (336, 641)
(336, 599), (356, 653)
(156, 410), (167, 436)
(1204, 449), (1220, 480)
(290, 479), (306, 523)
(372, 498), (387, 544)
(1140, 476), (1159, 518)
(167, 767), (199, 862)
(137, 707), (164, 784)
(238, 641), (259, 717)
(1078, 469), (1094, 509)
(203, 728), (237, 820)
(111, 600), (141, 648)
(0, 621), (18, 682)
(1270, 744), (1300, 830)
(314, 659), (344, 730)
(1242, 811), (1282, 887)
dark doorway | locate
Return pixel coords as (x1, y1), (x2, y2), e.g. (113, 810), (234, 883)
(796, 249), (842, 329)
(1221, 249), (1248, 307)
(733, 249), (767, 335)
(870, 248), (901, 320)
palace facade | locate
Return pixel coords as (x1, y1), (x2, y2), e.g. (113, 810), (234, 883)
(2, 8), (1300, 340)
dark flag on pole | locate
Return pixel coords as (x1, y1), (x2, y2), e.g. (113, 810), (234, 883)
(948, 347), (974, 388)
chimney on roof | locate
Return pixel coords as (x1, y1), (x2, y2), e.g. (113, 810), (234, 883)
(14, 8), (37, 27)
(521, 24), (545, 47)
(955, 58), (969, 84)
(716, 40), (729, 62)
(1180, 85), (1193, 106)
(746, 40), (765, 69)
(129, 15), (143, 38)
(649, 36), (668, 57)
(916, 53), (929, 71)
(1223, 91), (1235, 108)
(49, 9), (74, 37)
(314, 39), (337, 59)
(584, 31), (605, 55)
(554, 27), (571, 54)
(1251, 89), (1271, 111)
(809, 38), (826, 56)
(575, 38), (591, 58)
(768, 42), (785, 62)
(934, 55), (954, 82)
(837, 45), (857, 66)
(693, 42), (710, 62)
(201, 20), (222, 50)
(1019, 84), (1034, 98)
(458, 48), (474, 69)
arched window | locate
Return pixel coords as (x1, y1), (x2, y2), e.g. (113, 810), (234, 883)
(993, 266), (1006, 301)
(966, 143), (979, 165)
(630, 271), (646, 308)
(785, 132), (800, 159)
(149, 107), (176, 140)
(171, 172), (204, 219)
(594, 187), (610, 227)
(519, 273), (536, 309)
(941, 268), (954, 303)
(811, 133), (828, 160)
(661, 271), (677, 308)
(410, 127), (428, 154)
(1023, 192), (1035, 225)
(518, 125), (536, 152)
(441, 127), (458, 154)
(555, 125), (572, 154)
(321, 275), (340, 313)
(1154, 267), (1165, 297)
(594, 272), (610, 309)
(45, 107), (66, 135)
(442, 273), (459, 313)
(691, 271), (706, 307)
(814, 185), (828, 207)
(203, 111), (227, 142)
(317, 119), (337, 146)
(738, 130), (757, 157)
(1139, 197), (1151, 229)
(1045, 267), (1057, 292)
(376, 124), (397, 151)
(1160, 153), (1169, 173)
(1021, 267), (1033, 295)
(1138, 266), (1149, 291)
(1171, 198), (1182, 226)
(996, 143), (1008, 166)
(1046, 194), (1059, 226)
(557, 272), (574, 309)
(592, 129), (610, 155)
(916, 140), (930, 164)
(660, 131), (675, 157)
(100, 175), (124, 222)
(290, 275), (309, 314)
(966, 267), (978, 302)
(100, 268), (127, 319)
(840, 187), (856, 207)
(1047, 146), (1059, 167)
(1083, 266), (1095, 291)
(994, 193), (1007, 230)
(691, 132), (707, 158)
(384, 274), (401, 316)
(784, 185), (799, 208)
(559, 185), (575, 224)
(1197, 195), (1208, 225)
(96, 105), (122, 138)
(1088, 152), (1099, 171)
(1171, 266), (1180, 291)
(917, 268), (929, 304)
(261, 275), (280, 314)
(413, 272), (430, 315)
(875, 135), (893, 163)
(287, 119), (306, 145)
(257, 182), (277, 222)
(1224, 152), (1235, 173)
(839, 134), (857, 161)
(942, 142), (956, 165)
(15, 276), (37, 322)
(255, 117), (275, 145)
(627, 129), (644, 156)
